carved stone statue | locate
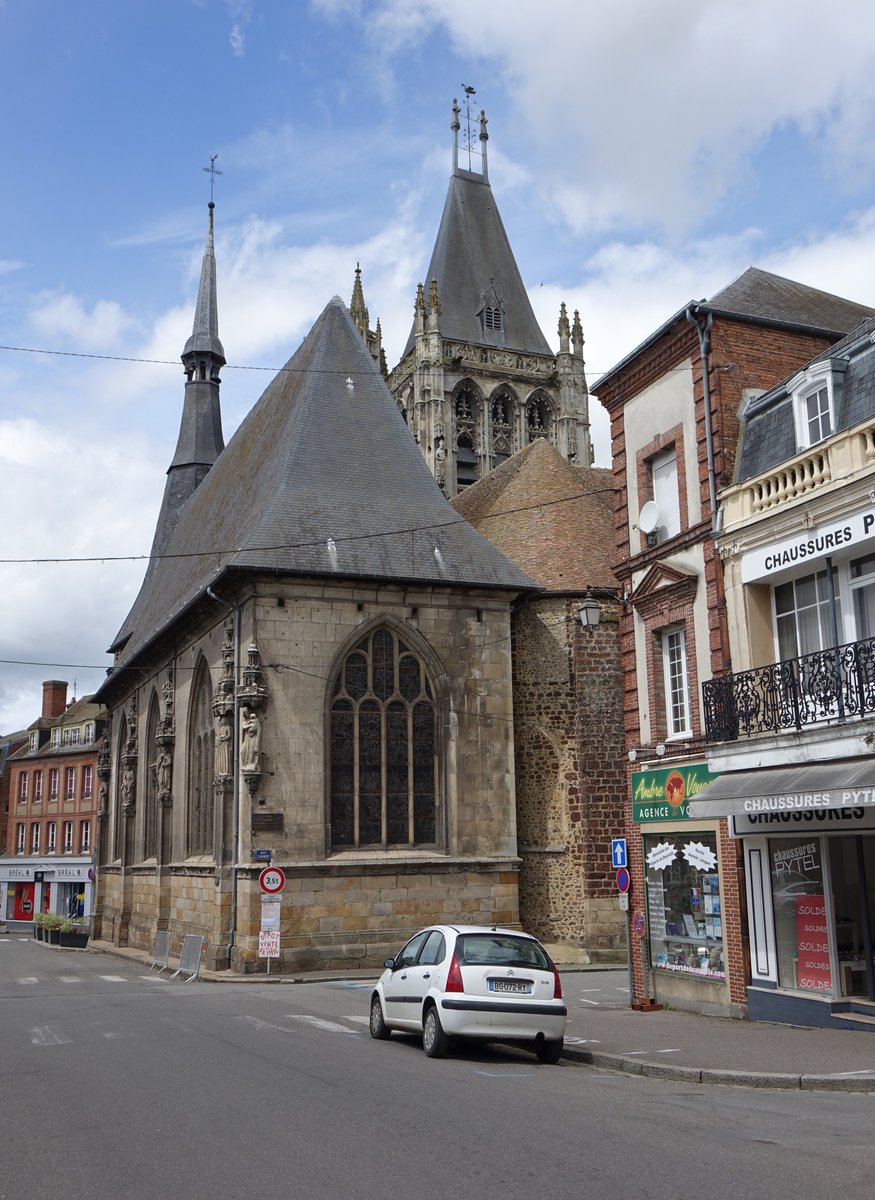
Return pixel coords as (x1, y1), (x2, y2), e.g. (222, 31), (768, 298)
(240, 708), (261, 772)
(121, 764), (136, 812)
(216, 713), (233, 776)
(156, 748), (172, 795)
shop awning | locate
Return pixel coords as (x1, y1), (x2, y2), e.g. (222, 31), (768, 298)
(687, 760), (875, 819)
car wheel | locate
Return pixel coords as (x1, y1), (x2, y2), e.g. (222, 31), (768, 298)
(422, 1005), (449, 1058)
(369, 993), (392, 1040)
(535, 1037), (563, 1064)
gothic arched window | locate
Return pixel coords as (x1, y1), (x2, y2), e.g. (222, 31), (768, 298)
(490, 387), (515, 468)
(144, 691), (159, 860)
(454, 380), (482, 489)
(527, 392), (554, 443)
(329, 627), (438, 850)
(187, 660), (214, 857)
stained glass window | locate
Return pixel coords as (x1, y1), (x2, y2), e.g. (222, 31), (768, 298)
(329, 628), (438, 850)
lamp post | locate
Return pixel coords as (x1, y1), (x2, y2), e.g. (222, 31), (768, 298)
(578, 593), (601, 630)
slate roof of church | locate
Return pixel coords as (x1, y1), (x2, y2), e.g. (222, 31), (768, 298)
(108, 297), (536, 669)
(401, 167), (552, 360)
(737, 316), (875, 481)
(594, 267), (875, 392)
(451, 439), (618, 593)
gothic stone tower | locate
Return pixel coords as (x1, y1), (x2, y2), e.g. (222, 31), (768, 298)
(388, 99), (592, 497)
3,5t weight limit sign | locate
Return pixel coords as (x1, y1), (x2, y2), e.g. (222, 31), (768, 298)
(259, 866), (286, 894)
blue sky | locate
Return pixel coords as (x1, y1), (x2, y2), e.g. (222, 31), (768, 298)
(3, 0), (875, 731)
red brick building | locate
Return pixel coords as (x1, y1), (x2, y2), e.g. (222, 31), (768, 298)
(1, 681), (107, 927)
(591, 268), (875, 1016)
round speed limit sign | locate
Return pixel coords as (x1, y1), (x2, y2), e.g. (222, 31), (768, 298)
(259, 866), (286, 894)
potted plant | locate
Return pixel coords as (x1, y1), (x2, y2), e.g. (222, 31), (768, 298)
(57, 916), (89, 948)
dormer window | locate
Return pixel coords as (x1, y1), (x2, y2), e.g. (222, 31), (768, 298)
(789, 359), (846, 451)
(84, 722), (95, 743)
(484, 305), (502, 331)
(29, 731), (38, 752)
(51, 728), (61, 748)
(477, 281), (505, 342)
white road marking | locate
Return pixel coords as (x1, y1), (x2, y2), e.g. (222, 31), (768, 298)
(98, 975), (128, 983)
(59, 976), (81, 983)
(621, 1050), (648, 1055)
(655, 1048), (681, 1054)
(17, 977), (39, 985)
(30, 1025), (72, 1045)
(578, 989), (603, 993)
(238, 1015), (297, 1035)
(288, 1015), (356, 1033)
(578, 998), (600, 1006)
(345, 1015), (370, 1025)
(138, 974), (170, 982)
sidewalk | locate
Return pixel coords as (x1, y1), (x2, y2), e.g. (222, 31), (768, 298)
(75, 936), (875, 1093)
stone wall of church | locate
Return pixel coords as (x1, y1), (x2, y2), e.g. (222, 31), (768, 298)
(96, 575), (524, 973)
(512, 597), (625, 958)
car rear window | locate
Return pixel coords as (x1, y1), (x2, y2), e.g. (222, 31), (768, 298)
(456, 934), (550, 971)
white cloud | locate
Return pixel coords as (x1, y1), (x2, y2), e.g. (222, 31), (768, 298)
(28, 292), (138, 351)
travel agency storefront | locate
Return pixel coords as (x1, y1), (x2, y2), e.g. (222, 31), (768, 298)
(689, 763), (875, 1027)
(0, 858), (94, 930)
(630, 761), (747, 1018)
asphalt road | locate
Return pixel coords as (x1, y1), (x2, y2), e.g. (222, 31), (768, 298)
(1, 938), (872, 1200)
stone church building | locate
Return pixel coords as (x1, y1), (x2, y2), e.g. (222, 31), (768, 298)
(93, 104), (621, 972)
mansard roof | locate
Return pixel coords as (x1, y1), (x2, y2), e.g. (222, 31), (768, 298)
(451, 438), (617, 593)
(108, 297), (535, 669)
(401, 168), (552, 360)
(737, 316), (875, 482)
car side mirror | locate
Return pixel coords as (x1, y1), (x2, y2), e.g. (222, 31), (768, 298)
(384, 958), (396, 971)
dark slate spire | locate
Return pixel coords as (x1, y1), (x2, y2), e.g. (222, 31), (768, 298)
(147, 202), (226, 570)
(401, 98), (550, 359)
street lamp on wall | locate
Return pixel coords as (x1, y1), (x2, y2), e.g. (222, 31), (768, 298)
(578, 592), (602, 630)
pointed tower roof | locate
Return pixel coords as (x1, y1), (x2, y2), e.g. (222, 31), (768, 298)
(401, 102), (552, 360)
(143, 203), (226, 570)
(182, 202), (225, 363)
(107, 297), (535, 668)
(451, 439), (616, 592)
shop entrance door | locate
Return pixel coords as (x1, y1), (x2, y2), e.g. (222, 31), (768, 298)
(828, 837), (875, 1001)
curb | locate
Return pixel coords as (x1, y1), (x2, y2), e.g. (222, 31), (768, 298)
(561, 1045), (875, 1093)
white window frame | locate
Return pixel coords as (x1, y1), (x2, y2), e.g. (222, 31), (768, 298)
(18, 773), (28, 802)
(29, 731), (38, 751)
(30, 823), (40, 853)
(47, 821), (57, 853)
(16, 824), (25, 854)
(51, 727), (61, 748)
(65, 767), (75, 800)
(33, 771), (42, 801)
(63, 821), (73, 853)
(788, 360), (845, 451)
(662, 626), (692, 738)
(80, 820), (91, 853)
(84, 722), (95, 743)
(82, 764), (93, 799)
(651, 448), (681, 543)
(49, 768), (59, 799)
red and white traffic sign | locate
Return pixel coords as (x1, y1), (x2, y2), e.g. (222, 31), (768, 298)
(259, 866), (286, 894)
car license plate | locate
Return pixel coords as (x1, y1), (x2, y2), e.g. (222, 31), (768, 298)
(488, 979), (532, 994)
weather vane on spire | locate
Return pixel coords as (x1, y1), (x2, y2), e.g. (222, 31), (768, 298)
(203, 153), (222, 205)
(461, 85), (478, 171)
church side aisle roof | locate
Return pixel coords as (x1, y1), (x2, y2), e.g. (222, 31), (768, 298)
(109, 297), (535, 668)
(401, 168), (552, 360)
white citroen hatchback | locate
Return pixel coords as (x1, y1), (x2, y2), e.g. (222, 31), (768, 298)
(369, 924), (567, 1062)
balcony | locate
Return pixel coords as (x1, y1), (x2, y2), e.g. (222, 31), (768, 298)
(703, 636), (875, 742)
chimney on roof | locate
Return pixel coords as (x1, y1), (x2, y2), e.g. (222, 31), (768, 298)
(42, 680), (68, 719)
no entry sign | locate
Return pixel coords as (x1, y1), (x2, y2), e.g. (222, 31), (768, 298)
(259, 866), (286, 894)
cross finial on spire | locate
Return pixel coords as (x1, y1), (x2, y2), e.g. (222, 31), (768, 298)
(203, 153), (222, 205)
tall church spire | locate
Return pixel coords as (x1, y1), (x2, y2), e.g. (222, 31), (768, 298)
(147, 201), (226, 568)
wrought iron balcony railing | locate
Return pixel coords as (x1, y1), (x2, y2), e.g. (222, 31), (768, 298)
(702, 635), (875, 742)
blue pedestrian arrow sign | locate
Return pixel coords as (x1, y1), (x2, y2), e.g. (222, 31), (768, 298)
(611, 838), (627, 868)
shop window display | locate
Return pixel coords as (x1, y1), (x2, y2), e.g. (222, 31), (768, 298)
(769, 837), (831, 993)
(644, 831), (724, 979)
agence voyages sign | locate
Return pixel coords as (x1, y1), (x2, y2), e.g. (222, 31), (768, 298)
(632, 763), (720, 823)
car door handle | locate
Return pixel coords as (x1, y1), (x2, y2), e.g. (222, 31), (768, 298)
(422, 972), (431, 979)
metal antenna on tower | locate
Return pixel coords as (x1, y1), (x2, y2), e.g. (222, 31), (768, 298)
(203, 153), (222, 204)
(461, 85), (477, 171)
